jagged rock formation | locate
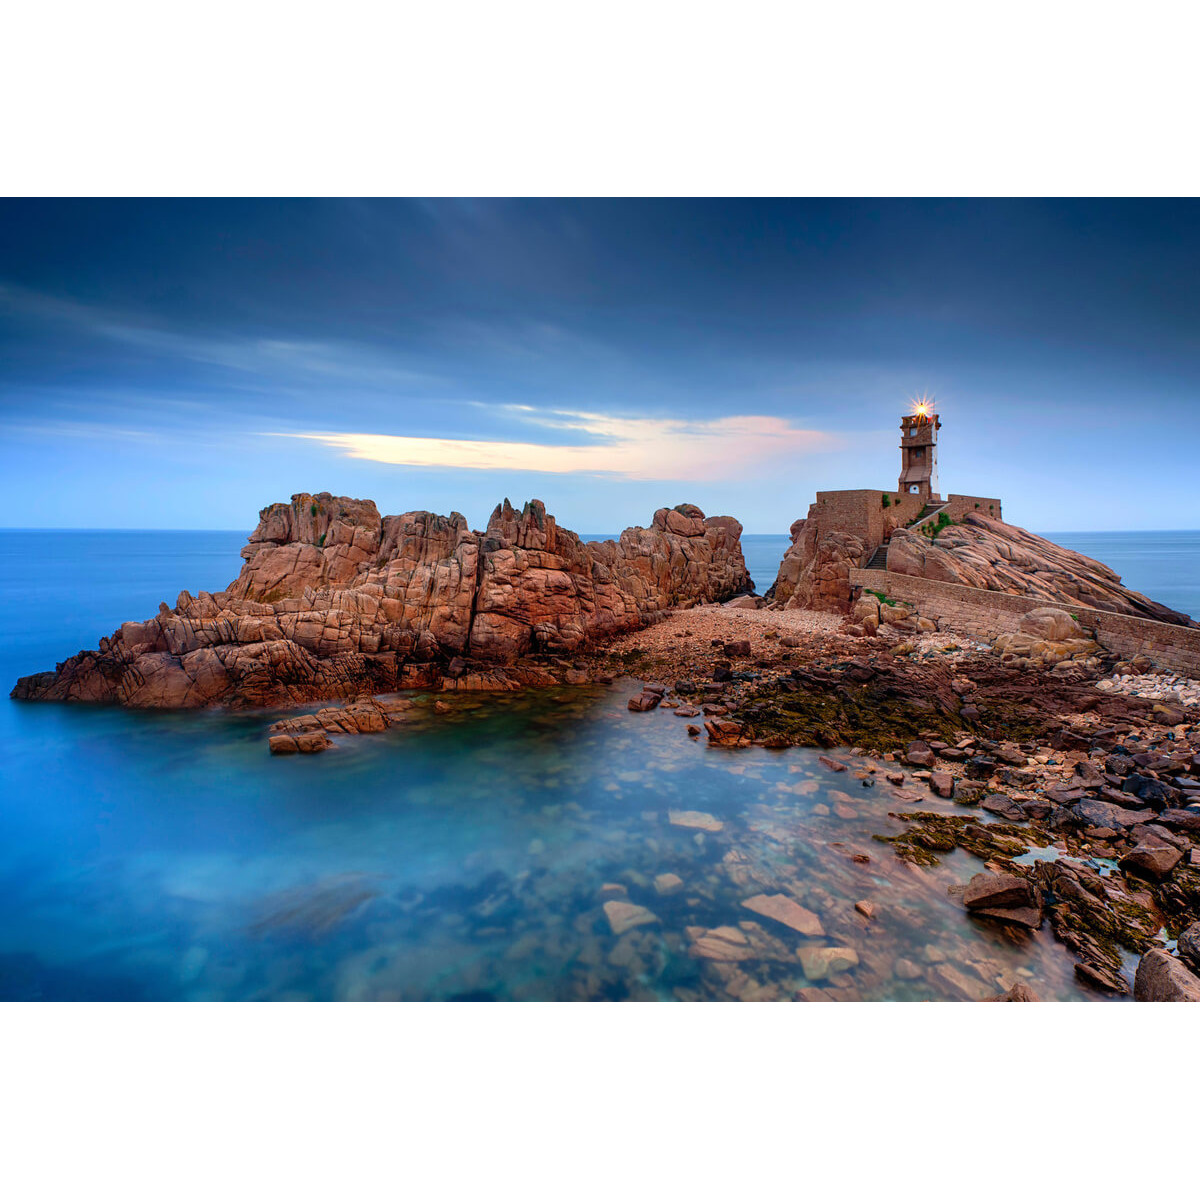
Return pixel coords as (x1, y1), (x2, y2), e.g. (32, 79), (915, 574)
(766, 517), (866, 614)
(11, 494), (750, 709)
(769, 508), (1196, 626)
(884, 514), (1196, 626)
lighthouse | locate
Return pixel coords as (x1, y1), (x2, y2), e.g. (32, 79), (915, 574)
(898, 399), (941, 502)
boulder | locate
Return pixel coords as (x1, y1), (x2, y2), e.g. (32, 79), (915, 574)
(963, 872), (1036, 911)
(1018, 607), (1084, 642)
(1119, 844), (1183, 881)
(1177, 922), (1200, 974)
(1134, 949), (1200, 1001)
(929, 770), (955, 798)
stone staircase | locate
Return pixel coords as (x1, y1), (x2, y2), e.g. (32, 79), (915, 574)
(865, 543), (889, 571)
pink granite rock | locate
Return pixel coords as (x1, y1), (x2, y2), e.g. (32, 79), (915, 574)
(12, 493), (751, 709)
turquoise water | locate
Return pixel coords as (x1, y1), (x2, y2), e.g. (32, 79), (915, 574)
(3, 529), (1186, 1001)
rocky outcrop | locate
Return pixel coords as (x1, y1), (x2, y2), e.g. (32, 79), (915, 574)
(767, 516), (866, 614)
(885, 513), (1197, 626)
(11, 493), (750, 709)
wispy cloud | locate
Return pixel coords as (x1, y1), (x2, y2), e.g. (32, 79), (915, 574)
(272, 409), (839, 481)
(0, 281), (441, 391)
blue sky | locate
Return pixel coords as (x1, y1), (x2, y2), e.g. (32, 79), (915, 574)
(2, 198), (1197, 533)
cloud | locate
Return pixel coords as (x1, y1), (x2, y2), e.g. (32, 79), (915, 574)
(0, 281), (441, 391)
(273, 410), (839, 481)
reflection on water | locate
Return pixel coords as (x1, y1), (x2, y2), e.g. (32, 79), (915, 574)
(0, 680), (1120, 1001)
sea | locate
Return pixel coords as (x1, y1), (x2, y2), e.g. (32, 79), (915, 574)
(0, 528), (1195, 1001)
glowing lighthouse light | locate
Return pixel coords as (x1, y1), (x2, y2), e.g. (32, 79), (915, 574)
(909, 393), (936, 418)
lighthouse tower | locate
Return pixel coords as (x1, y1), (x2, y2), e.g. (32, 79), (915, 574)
(898, 401), (940, 502)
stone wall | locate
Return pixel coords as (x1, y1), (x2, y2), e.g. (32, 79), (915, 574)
(812, 489), (926, 551)
(944, 494), (1003, 522)
(849, 568), (1200, 676)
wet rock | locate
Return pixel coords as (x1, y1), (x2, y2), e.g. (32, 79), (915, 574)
(929, 770), (955, 798)
(741, 893), (825, 937)
(1177, 922), (1200, 973)
(984, 982), (1041, 1001)
(963, 872), (1036, 911)
(705, 719), (744, 745)
(628, 692), (662, 712)
(854, 900), (876, 920)
(980, 793), (1025, 821)
(965, 756), (998, 780)
(654, 873), (684, 896)
(798, 945), (859, 981)
(268, 731), (332, 754)
(905, 740), (935, 767)
(668, 809), (724, 832)
(686, 724), (701, 737)
(1119, 844), (1183, 881)
(687, 925), (756, 962)
(603, 900), (659, 937)
(930, 962), (993, 1001)
(1075, 960), (1128, 995)
(1134, 948), (1200, 1001)
(895, 958), (922, 980)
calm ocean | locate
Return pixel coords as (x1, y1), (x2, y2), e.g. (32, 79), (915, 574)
(1, 527), (1195, 1000)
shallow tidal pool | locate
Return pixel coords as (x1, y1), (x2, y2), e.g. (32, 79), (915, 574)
(0, 677), (1126, 1001)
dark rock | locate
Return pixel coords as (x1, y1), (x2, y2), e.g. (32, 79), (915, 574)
(1071, 796), (1158, 830)
(965, 756), (997, 780)
(1154, 808), (1200, 832)
(723, 640), (751, 658)
(1178, 922), (1200, 974)
(1121, 773), (1181, 811)
(929, 770), (955, 798)
(963, 872), (1036, 911)
(1119, 845), (1183, 881)
(980, 793), (1025, 821)
(712, 664), (733, 683)
(972, 904), (1043, 929)
(905, 740), (934, 767)
(628, 692), (662, 712)
(1075, 960), (1129, 994)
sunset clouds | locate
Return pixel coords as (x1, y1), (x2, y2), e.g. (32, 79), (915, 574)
(276, 410), (839, 481)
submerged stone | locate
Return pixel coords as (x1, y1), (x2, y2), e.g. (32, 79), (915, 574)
(741, 893), (825, 937)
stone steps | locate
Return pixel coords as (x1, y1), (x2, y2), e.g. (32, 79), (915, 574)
(865, 544), (890, 571)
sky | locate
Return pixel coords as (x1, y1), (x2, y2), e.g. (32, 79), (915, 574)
(1, 198), (1198, 534)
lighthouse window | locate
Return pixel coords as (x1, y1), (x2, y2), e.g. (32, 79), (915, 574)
(913, 446), (925, 459)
